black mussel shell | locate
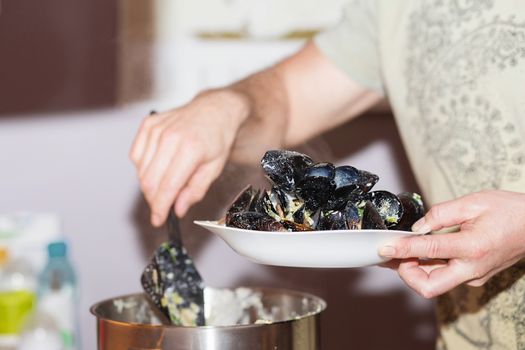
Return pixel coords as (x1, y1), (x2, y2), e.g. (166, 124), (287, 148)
(254, 190), (281, 221)
(292, 203), (306, 224)
(282, 219), (313, 231)
(141, 242), (205, 326)
(325, 166), (361, 210)
(361, 200), (388, 230)
(366, 190), (404, 228)
(273, 187), (304, 219)
(357, 170), (379, 194)
(261, 150), (314, 192)
(317, 210), (347, 230)
(334, 165), (361, 190)
(227, 211), (286, 231)
(297, 162), (336, 211)
(394, 192), (425, 231)
(225, 185), (260, 225)
(343, 202), (360, 229)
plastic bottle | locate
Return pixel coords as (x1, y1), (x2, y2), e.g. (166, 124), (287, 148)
(38, 241), (78, 350)
(0, 247), (37, 350)
(18, 309), (63, 350)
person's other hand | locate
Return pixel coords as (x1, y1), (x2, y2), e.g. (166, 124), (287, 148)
(129, 90), (248, 226)
(378, 190), (525, 298)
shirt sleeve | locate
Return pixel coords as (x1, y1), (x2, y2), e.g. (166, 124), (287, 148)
(314, 0), (384, 95)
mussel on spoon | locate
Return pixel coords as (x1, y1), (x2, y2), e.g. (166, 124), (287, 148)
(141, 208), (205, 326)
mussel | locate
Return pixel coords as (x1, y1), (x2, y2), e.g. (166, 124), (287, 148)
(224, 149), (425, 232)
(225, 185), (260, 225)
(366, 190), (404, 228)
(297, 162), (336, 211)
(261, 150), (314, 192)
(394, 192), (425, 231)
(228, 212), (286, 231)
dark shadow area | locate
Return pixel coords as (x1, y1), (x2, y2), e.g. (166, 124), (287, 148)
(0, 0), (118, 115)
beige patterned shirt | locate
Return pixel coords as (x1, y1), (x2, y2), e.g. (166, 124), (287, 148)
(316, 1), (525, 349)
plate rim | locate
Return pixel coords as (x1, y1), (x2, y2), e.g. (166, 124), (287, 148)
(193, 220), (421, 237)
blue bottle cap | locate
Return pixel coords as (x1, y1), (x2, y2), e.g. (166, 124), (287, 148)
(48, 241), (67, 258)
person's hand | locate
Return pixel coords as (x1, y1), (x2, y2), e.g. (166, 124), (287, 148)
(378, 190), (525, 298)
(129, 90), (248, 226)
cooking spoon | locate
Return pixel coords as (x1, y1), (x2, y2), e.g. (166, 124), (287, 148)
(141, 207), (205, 326)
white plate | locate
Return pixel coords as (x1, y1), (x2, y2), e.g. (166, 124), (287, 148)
(194, 220), (422, 268)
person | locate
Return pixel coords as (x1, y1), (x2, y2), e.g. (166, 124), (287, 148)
(130, 1), (525, 348)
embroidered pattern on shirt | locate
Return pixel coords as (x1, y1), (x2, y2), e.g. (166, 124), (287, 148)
(405, 0), (525, 197)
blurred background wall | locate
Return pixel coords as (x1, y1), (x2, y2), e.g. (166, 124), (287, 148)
(0, 0), (436, 349)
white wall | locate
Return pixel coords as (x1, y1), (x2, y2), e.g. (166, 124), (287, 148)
(155, 0), (348, 39)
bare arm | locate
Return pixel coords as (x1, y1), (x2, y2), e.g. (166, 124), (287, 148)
(130, 41), (382, 225)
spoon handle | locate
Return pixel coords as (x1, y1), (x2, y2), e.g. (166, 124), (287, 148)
(167, 207), (183, 246)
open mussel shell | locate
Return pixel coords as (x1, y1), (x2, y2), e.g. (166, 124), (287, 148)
(316, 202), (360, 231)
(325, 166), (378, 210)
(361, 200), (388, 230)
(224, 150), (424, 234)
(297, 162), (336, 211)
(394, 192), (425, 231)
(281, 219), (313, 231)
(227, 211), (286, 231)
(357, 170), (379, 194)
(343, 202), (361, 229)
(253, 190), (283, 221)
(225, 185), (260, 225)
(326, 166), (360, 210)
(317, 210), (347, 231)
(366, 190), (404, 228)
(141, 242), (205, 326)
(261, 150), (314, 192)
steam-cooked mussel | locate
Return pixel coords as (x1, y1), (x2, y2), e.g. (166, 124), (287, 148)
(326, 166), (363, 210)
(228, 211), (286, 231)
(366, 190), (404, 228)
(394, 192), (425, 231)
(141, 242), (205, 326)
(261, 150), (314, 192)
(297, 162), (336, 211)
(361, 200), (388, 230)
(358, 170), (379, 194)
(317, 210), (347, 230)
(316, 202), (360, 230)
(343, 202), (361, 229)
(224, 149), (425, 233)
(225, 185), (260, 225)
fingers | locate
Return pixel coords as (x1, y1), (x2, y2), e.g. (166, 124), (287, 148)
(140, 126), (181, 202)
(149, 148), (204, 226)
(398, 259), (473, 298)
(411, 194), (482, 233)
(379, 233), (471, 260)
(129, 113), (166, 167)
(138, 117), (173, 177)
(175, 159), (224, 217)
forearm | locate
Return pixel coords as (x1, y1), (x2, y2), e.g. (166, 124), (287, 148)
(227, 68), (290, 163)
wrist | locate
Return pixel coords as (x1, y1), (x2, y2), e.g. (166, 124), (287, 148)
(195, 88), (251, 129)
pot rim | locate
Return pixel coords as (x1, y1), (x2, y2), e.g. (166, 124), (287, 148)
(90, 286), (327, 330)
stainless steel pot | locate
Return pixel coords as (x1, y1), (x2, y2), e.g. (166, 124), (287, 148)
(91, 287), (326, 350)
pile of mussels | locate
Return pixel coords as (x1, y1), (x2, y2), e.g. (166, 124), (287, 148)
(225, 150), (425, 232)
